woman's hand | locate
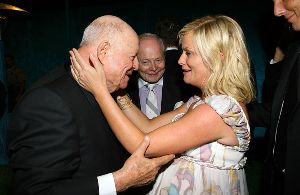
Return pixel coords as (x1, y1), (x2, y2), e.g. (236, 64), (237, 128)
(70, 48), (107, 95)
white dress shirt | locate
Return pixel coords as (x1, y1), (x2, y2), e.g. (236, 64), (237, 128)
(97, 173), (116, 195)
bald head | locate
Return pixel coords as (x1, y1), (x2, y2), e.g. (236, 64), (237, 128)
(137, 33), (166, 83)
(80, 15), (137, 47)
(77, 15), (139, 93)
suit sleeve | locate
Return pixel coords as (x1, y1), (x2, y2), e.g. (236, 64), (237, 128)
(8, 86), (99, 195)
(247, 101), (271, 127)
(284, 53), (300, 194)
(285, 104), (300, 194)
(262, 61), (283, 103)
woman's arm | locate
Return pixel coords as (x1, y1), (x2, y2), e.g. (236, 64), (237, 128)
(70, 48), (185, 133)
(107, 90), (236, 157)
(116, 92), (187, 133)
(70, 49), (237, 157)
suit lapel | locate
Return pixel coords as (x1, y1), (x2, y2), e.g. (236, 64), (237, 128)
(131, 81), (141, 109)
(161, 80), (171, 113)
(271, 43), (300, 130)
(161, 77), (180, 113)
(127, 74), (141, 109)
(286, 54), (300, 118)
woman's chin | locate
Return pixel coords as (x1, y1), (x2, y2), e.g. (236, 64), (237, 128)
(183, 77), (190, 84)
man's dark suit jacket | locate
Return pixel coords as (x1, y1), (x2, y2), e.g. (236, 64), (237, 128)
(248, 41), (300, 194)
(7, 66), (143, 195)
(164, 49), (197, 102)
(127, 72), (184, 115)
(164, 49), (182, 86)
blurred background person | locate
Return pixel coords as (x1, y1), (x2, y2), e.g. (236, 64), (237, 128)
(154, 16), (181, 78)
(155, 16), (197, 101)
(248, 0), (300, 194)
(5, 54), (26, 113)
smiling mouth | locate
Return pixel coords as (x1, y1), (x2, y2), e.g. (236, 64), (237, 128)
(148, 73), (159, 76)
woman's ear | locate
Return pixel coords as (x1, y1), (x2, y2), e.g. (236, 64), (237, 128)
(97, 41), (110, 60)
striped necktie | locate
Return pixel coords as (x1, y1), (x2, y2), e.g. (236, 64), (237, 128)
(145, 84), (159, 119)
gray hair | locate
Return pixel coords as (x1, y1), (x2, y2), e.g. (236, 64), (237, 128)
(139, 33), (165, 52)
(80, 15), (126, 47)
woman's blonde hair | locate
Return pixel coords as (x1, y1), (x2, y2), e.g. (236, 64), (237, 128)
(178, 15), (255, 103)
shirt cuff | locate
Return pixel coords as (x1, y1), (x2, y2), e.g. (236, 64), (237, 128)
(270, 59), (277, 64)
(97, 173), (117, 195)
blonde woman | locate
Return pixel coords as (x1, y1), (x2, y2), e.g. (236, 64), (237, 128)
(70, 15), (255, 194)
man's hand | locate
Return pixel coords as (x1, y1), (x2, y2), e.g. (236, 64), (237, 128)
(113, 136), (175, 192)
(273, 47), (285, 63)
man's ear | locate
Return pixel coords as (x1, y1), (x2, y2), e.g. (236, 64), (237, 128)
(97, 41), (110, 60)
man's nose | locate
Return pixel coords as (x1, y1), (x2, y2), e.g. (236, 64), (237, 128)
(149, 62), (157, 71)
(274, 0), (286, 17)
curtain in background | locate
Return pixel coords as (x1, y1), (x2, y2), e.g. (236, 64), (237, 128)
(0, 35), (8, 164)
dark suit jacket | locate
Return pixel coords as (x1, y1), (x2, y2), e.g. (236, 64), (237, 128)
(248, 42), (300, 194)
(262, 60), (283, 103)
(7, 65), (141, 195)
(127, 72), (184, 114)
(164, 49), (182, 83)
(164, 49), (197, 101)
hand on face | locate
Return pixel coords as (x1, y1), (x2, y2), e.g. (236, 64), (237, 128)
(70, 48), (108, 95)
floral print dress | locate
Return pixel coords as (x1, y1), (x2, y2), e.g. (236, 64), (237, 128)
(148, 95), (250, 195)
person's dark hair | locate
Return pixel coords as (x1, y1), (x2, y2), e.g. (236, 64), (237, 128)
(154, 17), (181, 48)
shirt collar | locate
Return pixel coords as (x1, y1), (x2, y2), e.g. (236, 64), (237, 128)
(138, 77), (164, 88)
(165, 46), (178, 51)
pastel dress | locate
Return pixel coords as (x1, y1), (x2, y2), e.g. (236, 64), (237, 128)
(148, 95), (250, 195)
